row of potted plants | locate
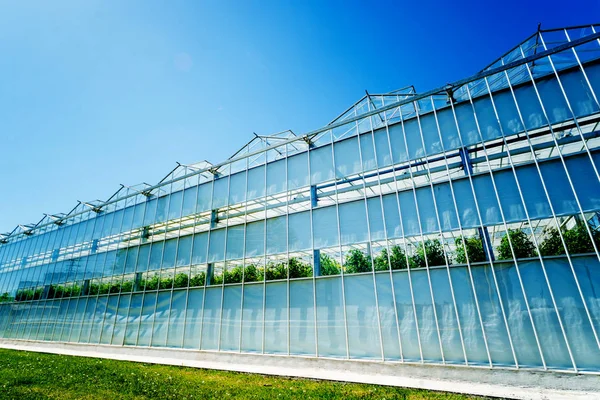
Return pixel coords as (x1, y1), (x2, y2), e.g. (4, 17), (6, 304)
(3, 225), (598, 303)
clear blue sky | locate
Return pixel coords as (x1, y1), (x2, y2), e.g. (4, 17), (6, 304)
(0, 0), (598, 233)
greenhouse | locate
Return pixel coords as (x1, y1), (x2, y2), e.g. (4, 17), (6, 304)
(1, 24), (600, 376)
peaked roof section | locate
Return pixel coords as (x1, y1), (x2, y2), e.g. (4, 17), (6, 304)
(453, 23), (600, 102)
(3, 23), (600, 241)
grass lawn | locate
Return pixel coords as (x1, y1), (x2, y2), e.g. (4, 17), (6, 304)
(0, 348), (493, 399)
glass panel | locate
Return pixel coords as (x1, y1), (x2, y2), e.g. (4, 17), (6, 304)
(125, 246), (139, 274)
(559, 66), (599, 116)
(436, 107), (461, 152)
(339, 200), (368, 245)
(166, 290), (187, 348)
(212, 177), (229, 209)
(132, 203), (146, 229)
(473, 96), (502, 142)
(151, 291), (172, 347)
(220, 286), (242, 351)
(493, 90), (523, 135)
(519, 260), (572, 369)
(79, 298), (96, 343)
(316, 277), (347, 357)
(124, 293), (142, 346)
(392, 271), (420, 361)
(429, 268), (465, 364)
(513, 84), (545, 130)
(266, 216), (287, 255)
(375, 273), (401, 360)
(584, 63), (600, 104)
(420, 113), (443, 156)
(514, 165), (551, 220)
(137, 244), (151, 273)
(573, 256), (600, 353)
(267, 159), (287, 196)
(99, 295), (119, 344)
(111, 294), (131, 346)
(121, 206), (135, 233)
(228, 171), (247, 205)
(137, 293), (157, 346)
(168, 190), (184, 221)
(494, 263), (543, 367)
(334, 137), (361, 178)
(494, 169), (526, 223)
(183, 288), (204, 349)
(404, 119), (424, 160)
(196, 182), (213, 213)
(537, 75), (570, 124)
(545, 257), (600, 370)
(289, 279), (315, 355)
(192, 232), (208, 265)
(247, 166), (265, 201)
(433, 183), (458, 231)
(453, 178), (480, 229)
(367, 197), (385, 241)
(467, 264), (515, 366)
(39, 300), (55, 340)
(415, 187), (439, 235)
(241, 283), (263, 352)
(410, 269), (443, 362)
(374, 128), (392, 168)
(287, 153), (309, 190)
(162, 238), (178, 269)
(182, 186), (198, 217)
(176, 235), (193, 267)
(70, 298), (87, 343)
(148, 242), (164, 271)
(155, 196), (169, 224)
(312, 206), (339, 249)
(345, 274), (381, 359)
(539, 159), (578, 216)
(288, 211), (311, 251)
(310, 145), (335, 185)
(359, 133), (377, 172)
(382, 194), (401, 239)
(564, 154), (600, 212)
(388, 124), (408, 164)
(398, 190), (419, 237)
(245, 221), (265, 257)
(201, 286), (222, 350)
(89, 296), (107, 344)
(52, 299), (68, 341)
(208, 229), (226, 263)
(113, 250), (127, 277)
(264, 281), (287, 354)
(472, 173), (503, 225)
(226, 225), (244, 261)
(455, 102), (480, 146)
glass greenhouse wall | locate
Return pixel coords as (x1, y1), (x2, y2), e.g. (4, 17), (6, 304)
(1, 25), (600, 373)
